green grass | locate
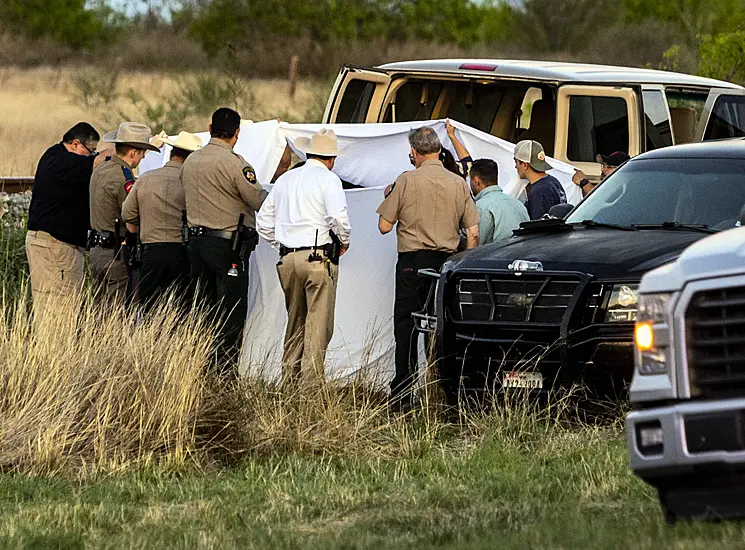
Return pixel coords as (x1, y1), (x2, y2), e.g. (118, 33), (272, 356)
(2, 428), (745, 550)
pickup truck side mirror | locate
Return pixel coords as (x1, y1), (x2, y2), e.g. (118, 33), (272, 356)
(548, 203), (574, 219)
(740, 204), (745, 227)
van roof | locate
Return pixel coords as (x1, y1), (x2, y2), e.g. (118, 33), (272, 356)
(377, 59), (743, 89)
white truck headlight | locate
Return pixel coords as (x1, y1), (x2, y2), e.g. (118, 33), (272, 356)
(605, 284), (639, 322)
(634, 293), (672, 375)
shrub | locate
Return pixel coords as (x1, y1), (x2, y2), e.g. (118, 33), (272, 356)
(699, 31), (745, 86)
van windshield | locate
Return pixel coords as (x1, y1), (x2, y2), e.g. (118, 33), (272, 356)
(565, 158), (745, 231)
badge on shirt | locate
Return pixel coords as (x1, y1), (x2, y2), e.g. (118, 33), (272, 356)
(243, 166), (257, 185)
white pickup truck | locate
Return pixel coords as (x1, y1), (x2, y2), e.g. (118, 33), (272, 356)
(627, 210), (745, 522)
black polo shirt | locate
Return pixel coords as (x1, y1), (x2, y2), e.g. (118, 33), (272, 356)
(27, 143), (96, 248)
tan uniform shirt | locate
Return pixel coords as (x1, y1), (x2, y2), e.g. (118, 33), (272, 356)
(377, 159), (479, 253)
(121, 160), (184, 244)
(180, 138), (267, 231)
(90, 156), (135, 233)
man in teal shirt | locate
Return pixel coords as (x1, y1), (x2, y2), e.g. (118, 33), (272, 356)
(469, 159), (529, 245)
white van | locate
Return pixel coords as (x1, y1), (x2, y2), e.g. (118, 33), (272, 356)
(627, 211), (745, 522)
(323, 59), (745, 179)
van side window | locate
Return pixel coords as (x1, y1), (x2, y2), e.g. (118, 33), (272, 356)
(336, 80), (377, 123)
(642, 91), (673, 150)
(665, 91), (707, 144)
(567, 96), (629, 162)
(704, 95), (745, 140)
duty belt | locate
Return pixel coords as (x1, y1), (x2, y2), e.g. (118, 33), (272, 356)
(87, 230), (119, 249)
(279, 245), (314, 257)
(188, 226), (233, 240)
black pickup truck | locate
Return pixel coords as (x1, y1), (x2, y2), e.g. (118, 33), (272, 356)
(416, 140), (745, 403)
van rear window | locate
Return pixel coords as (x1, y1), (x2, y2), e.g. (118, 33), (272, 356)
(567, 96), (629, 162)
(704, 95), (745, 140)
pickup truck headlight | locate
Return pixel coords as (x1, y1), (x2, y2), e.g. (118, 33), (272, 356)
(634, 293), (672, 375)
(605, 284), (639, 322)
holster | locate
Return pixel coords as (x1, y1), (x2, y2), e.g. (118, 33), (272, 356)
(181, 210), (189, 245)
(126, 243), (142, 268)
(325, 230), (343, 265)
(237, 227), (258, 262)
(124, 231), (141, 268)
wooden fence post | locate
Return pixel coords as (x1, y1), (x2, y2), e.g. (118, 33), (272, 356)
(289, 55), (299, 99)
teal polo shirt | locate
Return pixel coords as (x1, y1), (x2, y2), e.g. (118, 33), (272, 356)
(474, 185), (530, 245)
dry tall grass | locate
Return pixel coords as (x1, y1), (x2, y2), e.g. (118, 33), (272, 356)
(0, 287), (426, 475)
(0, 281), (592, 477)
(0, 290), (215, 474)
(0, 67), (320, 176)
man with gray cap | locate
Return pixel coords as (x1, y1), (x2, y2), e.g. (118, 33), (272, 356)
(256, 129), (351, 387)
(514, 139), (567, 220)
(89, 121), (159, 305)
(378, 126), (479, 411)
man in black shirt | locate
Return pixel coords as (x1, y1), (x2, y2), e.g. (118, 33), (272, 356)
(514, 139), (567, 219)
(26, 122), (108, 316)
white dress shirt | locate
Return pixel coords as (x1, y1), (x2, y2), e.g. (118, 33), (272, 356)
(256, 159), (351, 248)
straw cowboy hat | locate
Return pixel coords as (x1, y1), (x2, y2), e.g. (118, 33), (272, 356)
(294, 128), (339, 157)
(103, 122), (160, 152)
(161, 131), (204, 152)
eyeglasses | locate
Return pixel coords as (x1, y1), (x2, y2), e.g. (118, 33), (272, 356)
(79, 141), (96, 156)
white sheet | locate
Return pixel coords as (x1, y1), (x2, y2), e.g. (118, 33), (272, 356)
(139, 119), (580, 386)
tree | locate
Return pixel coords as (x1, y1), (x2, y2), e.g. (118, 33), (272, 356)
(622, 0), (745, 46)
(0, 0), (117, 49)
(698, 31), (745, 85)
(512, 0), (621, 53)
(185, 0), (517, 57)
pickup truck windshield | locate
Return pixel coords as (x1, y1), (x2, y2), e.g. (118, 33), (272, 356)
(566, 158), (745, 232)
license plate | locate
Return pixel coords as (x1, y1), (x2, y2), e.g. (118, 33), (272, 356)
(502, 371), (543, 389)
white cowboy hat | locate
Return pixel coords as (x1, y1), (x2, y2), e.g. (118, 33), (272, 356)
(103, 122), (160, 152)
(294, 128), (338, 157)
(162, 131), (204, 152)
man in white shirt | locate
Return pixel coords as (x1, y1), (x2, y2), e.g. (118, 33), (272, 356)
(256, 129), (351, 386)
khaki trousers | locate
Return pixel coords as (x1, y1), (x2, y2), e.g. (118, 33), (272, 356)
(25, 230), (85, 319)
(277, 250), (338, 385)
(89, 246), (128, 305)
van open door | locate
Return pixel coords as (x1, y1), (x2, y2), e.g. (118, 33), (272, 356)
(694, 88), (745, 142)
(555, 85), (641, 180)
(323, 66), (391, 124)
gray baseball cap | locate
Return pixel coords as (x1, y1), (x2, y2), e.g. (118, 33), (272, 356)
(514, 140), (552, 172)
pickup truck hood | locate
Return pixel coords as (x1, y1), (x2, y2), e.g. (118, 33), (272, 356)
(445, 227), (704, 280)
(640, 227), (745, 293)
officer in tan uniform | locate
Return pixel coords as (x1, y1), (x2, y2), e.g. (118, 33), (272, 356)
(181, 108), (268, 371)
(121, 131), (203, 312)
(377, 126), (480, 411)
(89, 122), (159, 305)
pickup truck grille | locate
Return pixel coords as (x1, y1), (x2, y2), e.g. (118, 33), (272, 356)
(687, 285), (745, 397)
(453, 274), (580, 324)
